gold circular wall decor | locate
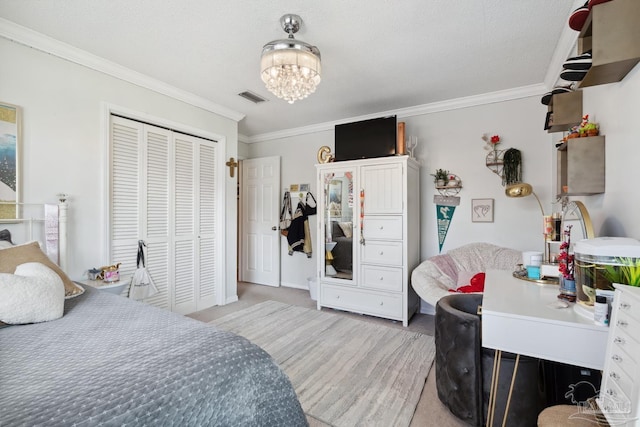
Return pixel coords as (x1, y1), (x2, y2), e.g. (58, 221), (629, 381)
(317, 146), (333, 163)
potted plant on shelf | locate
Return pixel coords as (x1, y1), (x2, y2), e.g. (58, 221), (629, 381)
(431, 169), (449, 187)
(580, 122), (599, 137)
(576, 114), (600, 137)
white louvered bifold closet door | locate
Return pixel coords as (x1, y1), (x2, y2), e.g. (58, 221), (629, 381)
(110, 118), (143, 292)
(197, 143), (217, 309)
(110, 115), (218, 313)
(143, 126), (171, 309)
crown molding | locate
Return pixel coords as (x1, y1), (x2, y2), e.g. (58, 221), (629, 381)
(0, 18), (245, 122)
(246, 83), (547, 143)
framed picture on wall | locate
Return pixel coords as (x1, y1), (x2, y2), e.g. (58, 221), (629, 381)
(0, 102), (21, 220)
(472, 198), (494, 223)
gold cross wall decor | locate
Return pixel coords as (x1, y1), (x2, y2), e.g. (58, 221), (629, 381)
(225, 157), (238, 178)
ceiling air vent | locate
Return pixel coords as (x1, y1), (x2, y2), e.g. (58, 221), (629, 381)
(238, 91), (267, 104)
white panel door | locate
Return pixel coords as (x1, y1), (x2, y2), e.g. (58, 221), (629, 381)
(241, 156), (280, 286)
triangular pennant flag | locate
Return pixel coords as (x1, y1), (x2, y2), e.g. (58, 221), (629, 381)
(434, 195), (460, 253)
(436, 205), (456, 253)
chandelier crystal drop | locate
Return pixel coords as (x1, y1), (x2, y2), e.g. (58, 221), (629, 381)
(260, 14), (322, 104)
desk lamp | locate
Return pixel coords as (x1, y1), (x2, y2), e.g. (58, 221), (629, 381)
(505, 183), (552, 262)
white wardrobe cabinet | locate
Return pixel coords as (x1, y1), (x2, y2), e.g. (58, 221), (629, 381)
(316, 156), (420, 326)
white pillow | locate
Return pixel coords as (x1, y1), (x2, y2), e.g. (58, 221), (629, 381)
(338, 222), (353, 239)
(0, 262), (65, 325)
(0, 241), (13, 249)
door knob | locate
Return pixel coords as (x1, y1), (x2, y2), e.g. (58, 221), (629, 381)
(272, 226), (277, 231)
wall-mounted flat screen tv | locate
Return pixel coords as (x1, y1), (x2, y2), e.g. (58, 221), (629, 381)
(334, 115), (397, 161)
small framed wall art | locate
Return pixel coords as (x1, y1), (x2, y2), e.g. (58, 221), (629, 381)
(472, 198), (494, 223)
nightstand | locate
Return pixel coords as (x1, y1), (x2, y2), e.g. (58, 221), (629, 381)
(79, 279), (130, 296)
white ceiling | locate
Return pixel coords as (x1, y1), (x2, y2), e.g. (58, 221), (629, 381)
(0, 1), (580, 141)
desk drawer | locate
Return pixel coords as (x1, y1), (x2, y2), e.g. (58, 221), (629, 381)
(361, 265), (403, 292)
(320, 284), (402, 319)
(361, 241), (403, 266)
(363, 216), (402, 240)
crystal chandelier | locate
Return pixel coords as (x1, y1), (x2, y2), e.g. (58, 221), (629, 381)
(260, 14), (321, 104)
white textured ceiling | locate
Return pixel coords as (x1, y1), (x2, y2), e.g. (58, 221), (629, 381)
(0, 1), (578, 140)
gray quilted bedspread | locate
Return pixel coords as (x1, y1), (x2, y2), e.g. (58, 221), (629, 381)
(0, 286), (307, 426)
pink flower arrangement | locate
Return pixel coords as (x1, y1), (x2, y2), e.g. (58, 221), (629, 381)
(558, 225), (574, 280)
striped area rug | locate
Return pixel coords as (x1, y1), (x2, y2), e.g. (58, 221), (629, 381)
(211, 301), (435, 427)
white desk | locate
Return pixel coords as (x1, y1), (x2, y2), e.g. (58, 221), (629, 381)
(482, 270), (610, 426)
(482, 270), (609, 370)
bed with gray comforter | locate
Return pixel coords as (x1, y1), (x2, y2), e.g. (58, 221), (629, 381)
(0, 286), (307, 426)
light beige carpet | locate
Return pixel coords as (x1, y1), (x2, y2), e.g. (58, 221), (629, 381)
(211, 300), (436, 427)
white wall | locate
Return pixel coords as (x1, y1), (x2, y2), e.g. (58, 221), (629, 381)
(579, 65), (640, 239)
(248, 131), (331, 288)
(407, 97), (555, 257)
(248, 96), (558, 287)
(247, 65), (640, 293)
(1, 38), (240, 302)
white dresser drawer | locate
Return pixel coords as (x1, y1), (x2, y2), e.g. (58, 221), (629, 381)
(599, 285), (640, 425)
(617, 294), (640, 324)
(609, 319), (639, 388)
(607, 355), (634, 400)
(363, 216), (403, 240)
(611, 316), (640, 362)
(598, 377), (632, 417)
(320, 284), (402, 319)
(361, 241), (403, 266)
(361, 265), (403, 292)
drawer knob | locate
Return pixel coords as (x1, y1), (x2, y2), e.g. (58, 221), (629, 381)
(379, 251), (384, 255)
(336, 295), (340, 299)
(620, 302), (631, 310)
(609, 372), (620, 381)
(617, 320), (628, 328)
(379, 276), (384, 281)
(380, 301), (384, 306)
(614, 336), (625, 345)
(606, 388), (616, 397)
(612, 354), (623, 363)
(379, 226), (384, 230)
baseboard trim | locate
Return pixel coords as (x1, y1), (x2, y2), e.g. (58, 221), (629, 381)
(225, 295), (239, 305)
(419, 299), (436, 315)
(281, 281), (309, 290)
